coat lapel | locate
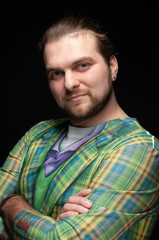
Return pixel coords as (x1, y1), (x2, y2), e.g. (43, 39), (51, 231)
(18, 120), (68, 204)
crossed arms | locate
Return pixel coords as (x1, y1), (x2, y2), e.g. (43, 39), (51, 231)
(0, 189), (92, 236)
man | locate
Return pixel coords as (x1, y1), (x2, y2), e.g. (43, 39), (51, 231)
(0, 16), (159, 239)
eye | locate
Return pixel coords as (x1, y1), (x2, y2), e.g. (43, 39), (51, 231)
(79, 63), (88, 68)
(76, 63), (90, 71)
(48, 71), (63, 81)
(53, 71), (61, 78)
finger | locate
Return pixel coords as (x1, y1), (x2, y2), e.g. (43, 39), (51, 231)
(63, 203), (90, 214)
(56, 211), (79, 221)
(75, 189), (92, 197)
(67, 196), (93, 208)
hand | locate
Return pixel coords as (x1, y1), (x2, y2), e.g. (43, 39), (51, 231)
(56, 189), (93, 221)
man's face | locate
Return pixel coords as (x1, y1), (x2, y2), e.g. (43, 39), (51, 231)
(44, 32), (117, 125)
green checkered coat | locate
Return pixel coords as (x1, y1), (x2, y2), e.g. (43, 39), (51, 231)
(0, 117), (159, 239)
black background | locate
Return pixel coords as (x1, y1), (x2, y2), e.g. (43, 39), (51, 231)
(1, 1), (159, 236)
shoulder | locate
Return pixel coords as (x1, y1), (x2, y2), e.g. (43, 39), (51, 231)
(111, 119), (159, 171)
(99, 119), (159, 179)
(112, 117), (159, 151)
(29, 118), (68, 131)
(98, 118), (159, 160)
(24, 118), (69, 140)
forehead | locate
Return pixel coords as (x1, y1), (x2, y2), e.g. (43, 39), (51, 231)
(43, 32), (100, 67)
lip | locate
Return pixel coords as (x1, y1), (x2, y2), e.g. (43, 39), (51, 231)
(67, 93), (87, 102)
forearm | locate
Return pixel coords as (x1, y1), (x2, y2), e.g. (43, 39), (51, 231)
(0, 195), (33, 236)
(0, 197), (60, 239)
(0, 195), (62, 239)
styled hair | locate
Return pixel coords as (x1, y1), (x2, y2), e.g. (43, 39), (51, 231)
(39, 16), (117, 64)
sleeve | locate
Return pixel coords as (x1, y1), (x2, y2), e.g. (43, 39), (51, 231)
(12, 141), (159, 239)
(0, 121), (46, 238)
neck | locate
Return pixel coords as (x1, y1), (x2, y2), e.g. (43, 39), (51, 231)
(70, 90), (128, 127)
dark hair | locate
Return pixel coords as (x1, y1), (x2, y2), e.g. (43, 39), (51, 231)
(39, 16), (116, 64)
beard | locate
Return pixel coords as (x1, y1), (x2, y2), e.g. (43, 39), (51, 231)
(60, 84), (113, 122)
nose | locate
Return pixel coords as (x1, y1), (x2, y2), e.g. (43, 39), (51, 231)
(64, 71), (80, 91)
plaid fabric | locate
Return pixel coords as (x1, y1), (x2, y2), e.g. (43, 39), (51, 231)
(0, 117), (159, 239)
(44, 122), (106, 178)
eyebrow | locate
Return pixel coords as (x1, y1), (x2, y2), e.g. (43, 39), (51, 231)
(71, 56), (94, 66)
(46, 56), (95, 74)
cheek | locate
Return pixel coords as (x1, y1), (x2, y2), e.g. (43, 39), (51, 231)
(87, 64), (109, 84)
(89, 71), (109, 92)
(90, 73), (111, 99)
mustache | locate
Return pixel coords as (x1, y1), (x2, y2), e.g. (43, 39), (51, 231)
(64, 89), (91, 98)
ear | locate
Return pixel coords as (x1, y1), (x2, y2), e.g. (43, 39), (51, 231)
(109, 55), (118, 81)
